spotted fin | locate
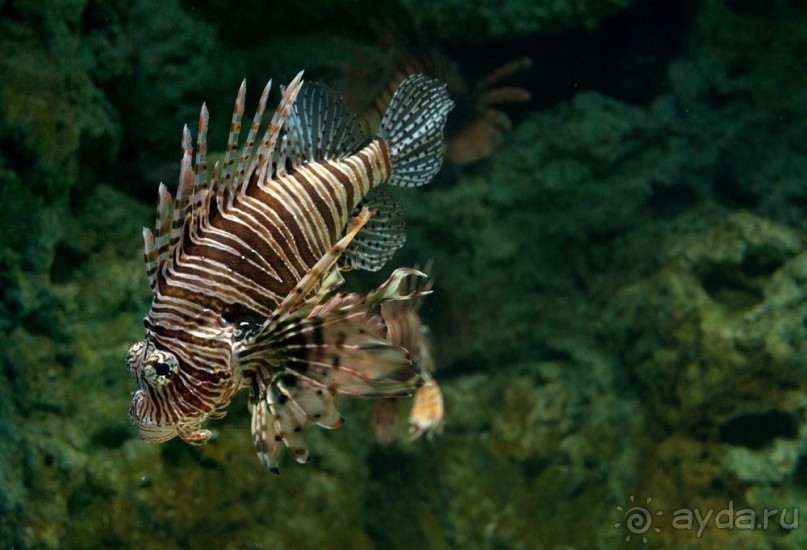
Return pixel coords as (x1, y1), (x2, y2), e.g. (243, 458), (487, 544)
(275, 375), (344, 430)
(243, 268), (427, 399)
(272, 310), (415, 397)
(311, 268), (432, 396)
(242, 268), (430, 471)
(378, 74), (454, 188)
(250, 374), (345, 474)
(250, 398), (283, 475)
(267, 379), (311, 464)
(339, 189), (406, 272)
(283, 81), (365, 168)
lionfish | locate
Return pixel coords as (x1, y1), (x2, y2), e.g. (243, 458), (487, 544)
(369, 263), (445, 444)
(125, 71), (453, 473)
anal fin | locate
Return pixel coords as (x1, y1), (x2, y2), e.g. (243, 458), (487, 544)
(340, 189), (406, 272)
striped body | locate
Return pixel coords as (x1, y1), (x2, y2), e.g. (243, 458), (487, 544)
(155, 139), (391, 319)
(126, 71), (453, 470)
(138, 139), (392, 436)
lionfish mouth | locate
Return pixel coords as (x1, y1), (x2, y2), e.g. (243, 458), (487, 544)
(137, 422), (179, 443)
(129, 390), (180, 443)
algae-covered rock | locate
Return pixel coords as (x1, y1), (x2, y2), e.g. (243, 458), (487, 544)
(2, 0), (806, 547)
(599, 211), (806, 544)
(80, 0), (238, 194)
(392, 85), (720, 372)
(605, 211), (806, 434)
(0, 5), (124, 541)
(0, 0), (122, 347)
(0, 0), (121, 198)
(398, 0), (638, 41)
(724, 438), (806, 485)
(365, 357), (638, 549)
(664, 0), (807, 229)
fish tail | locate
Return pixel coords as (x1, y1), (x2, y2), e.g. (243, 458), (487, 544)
(377, 75), (454, 187)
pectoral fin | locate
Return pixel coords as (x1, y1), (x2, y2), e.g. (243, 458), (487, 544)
(241, 268), (432, 471)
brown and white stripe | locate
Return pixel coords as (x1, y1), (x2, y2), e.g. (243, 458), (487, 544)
(127, 71), (453, 466)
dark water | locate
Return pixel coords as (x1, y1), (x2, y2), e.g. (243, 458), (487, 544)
(1, 0), (806, 548)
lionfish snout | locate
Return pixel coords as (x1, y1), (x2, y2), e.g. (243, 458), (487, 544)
(125, 338), (184, 442)
(126, 337), (224, 445)
(128, 389), (180, 443)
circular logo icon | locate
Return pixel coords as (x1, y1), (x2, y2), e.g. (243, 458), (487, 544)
(614, 496), (663, 543)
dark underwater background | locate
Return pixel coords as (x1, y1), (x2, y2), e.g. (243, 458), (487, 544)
(1, 0), (805, 548)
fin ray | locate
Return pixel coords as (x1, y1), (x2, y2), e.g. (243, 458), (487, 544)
(341, 189), (406, 272)
(250, 398), (283, 475)
(378, 75), (453, 187)
(285, 82), (365, 167)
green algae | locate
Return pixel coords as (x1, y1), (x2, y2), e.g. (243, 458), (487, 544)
(1, 0), (806, 547)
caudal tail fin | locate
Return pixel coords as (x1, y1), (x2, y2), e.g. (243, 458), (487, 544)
(377, 75), (454, 187)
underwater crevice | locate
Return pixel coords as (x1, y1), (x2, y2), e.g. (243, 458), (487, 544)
(713, 171), (760, 209)
(644, 181), (700, 220)
(700, 266), (763, 310)
(50, 240), (89, 285)
(452, 0), (701, 111)
(698, 248), (786, 312)
(718, 410), (797, 449)
(91, 425), (132, 449)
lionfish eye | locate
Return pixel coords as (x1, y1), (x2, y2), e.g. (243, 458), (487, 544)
(154, 362), (171, 377)
(144, 352), (179, 386)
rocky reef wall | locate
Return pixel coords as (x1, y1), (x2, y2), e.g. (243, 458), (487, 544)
(1, 0), (805, 547)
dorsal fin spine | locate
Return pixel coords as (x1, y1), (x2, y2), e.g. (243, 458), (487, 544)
(188, 105), (210, 223)
(143, 227), (158, 290)
(234, 80), (271, 192)
(222, 80), (246, 190)
(170, 129), (193, 250)
(248, 71), (305, 192)
(147, 73), (309, 290)
(194, 104), (209, 189)
(213, 161), (225, 207)
(169, 152), (194, 252)
(154, 183), (172, 264)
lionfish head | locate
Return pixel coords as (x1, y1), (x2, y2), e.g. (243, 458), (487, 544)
(125, 338), (221, 445)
